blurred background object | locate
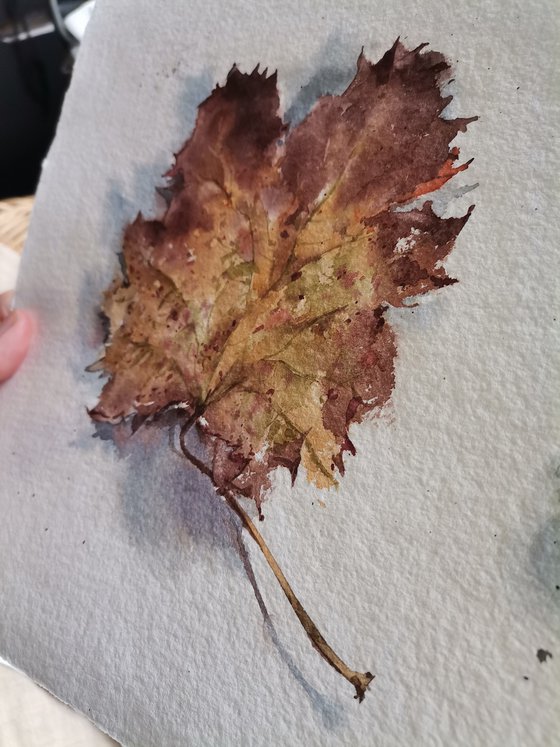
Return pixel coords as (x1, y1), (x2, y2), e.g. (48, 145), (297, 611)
(0, 195), (33, 254)
(0, 661), (119, 746)
(0, 1), (94, 199)
(0, 196), (33, 294)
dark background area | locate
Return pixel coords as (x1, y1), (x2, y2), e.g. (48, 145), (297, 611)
(0, 1), (76, 199)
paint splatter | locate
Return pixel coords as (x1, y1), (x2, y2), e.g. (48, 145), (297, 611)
(89, 41), (475, 700)
(537, 648), (553, 663)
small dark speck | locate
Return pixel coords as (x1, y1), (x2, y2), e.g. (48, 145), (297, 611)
(82, 540), (86, 545)
(516, 86), (520, 90)
(44, 528), (48, 532)
(537, 648), (553, 663)
(523, 676), (529, 680)
(494, 533), (497, 537)
(556, 585), (559, 590)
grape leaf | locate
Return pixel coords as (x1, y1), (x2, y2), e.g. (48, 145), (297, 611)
(89, 40), (475, 700)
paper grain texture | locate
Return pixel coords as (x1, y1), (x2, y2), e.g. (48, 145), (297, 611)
(0, 1), (559, 744)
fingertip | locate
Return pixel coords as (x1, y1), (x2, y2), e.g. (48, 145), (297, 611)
(18, 308), (37, 341)
(0, 309), (36, 383)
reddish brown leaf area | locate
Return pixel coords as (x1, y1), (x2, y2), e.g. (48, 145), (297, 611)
(90, 41), (475, 510)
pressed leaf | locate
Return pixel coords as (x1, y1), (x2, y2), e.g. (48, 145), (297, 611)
(90, 40), (475, 699)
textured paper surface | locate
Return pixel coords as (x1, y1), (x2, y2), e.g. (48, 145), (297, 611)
(1, 1), (559, 744)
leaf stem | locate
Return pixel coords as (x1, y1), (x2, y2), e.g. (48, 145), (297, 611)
(179, 422), (374, 701)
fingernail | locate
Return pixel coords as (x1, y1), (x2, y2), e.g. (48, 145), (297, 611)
(0, 291), (14, 321)
(0, 310), (19, 337)
(0, 310), (33, 383)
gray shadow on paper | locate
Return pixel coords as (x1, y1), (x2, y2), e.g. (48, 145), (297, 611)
(285, 61), (355, 126)
(529, 514), (560, 607)
(235, 530), (346, 730)
(92, 418), (347, 731)
(284, 33), (355, 125)
(89, 418), (238, 571)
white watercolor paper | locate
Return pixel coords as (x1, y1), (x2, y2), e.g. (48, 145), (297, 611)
(0, 1), (559, 744)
